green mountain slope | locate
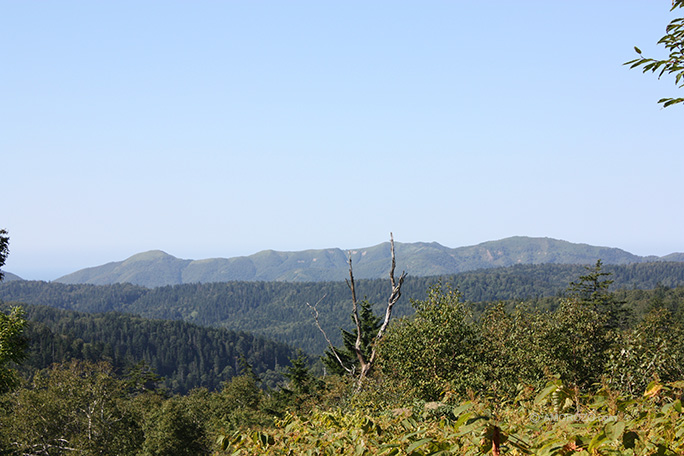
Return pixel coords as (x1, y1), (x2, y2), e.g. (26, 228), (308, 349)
(0, 271), (23, 281)
(56, 250), (192, 287)
(54, 237), (681, 287)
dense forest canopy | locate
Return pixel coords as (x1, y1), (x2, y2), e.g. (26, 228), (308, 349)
(2, 261), (684, 353)
(3, 227), (684, 454)
(1, 303), (302, 394)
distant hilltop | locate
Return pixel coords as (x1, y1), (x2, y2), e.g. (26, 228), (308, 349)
(0, 271), (24, 282)
(47, 236), (684, 288)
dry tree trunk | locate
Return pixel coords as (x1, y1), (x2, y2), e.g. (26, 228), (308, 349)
(309, 233), (406, 390)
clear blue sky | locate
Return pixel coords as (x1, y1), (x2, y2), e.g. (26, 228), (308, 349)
(2, 1), (683, 280)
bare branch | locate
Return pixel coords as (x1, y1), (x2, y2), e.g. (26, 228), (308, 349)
(348, 252), (367, 374)
(305, 294), (354, 375)
(367, 232), (406, 366)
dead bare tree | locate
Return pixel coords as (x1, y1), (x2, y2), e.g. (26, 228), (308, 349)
(308, 233), (406, 389)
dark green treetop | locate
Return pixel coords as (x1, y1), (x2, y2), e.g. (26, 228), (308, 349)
(0, 229), (8, 282)
(567, 260), (631, 330)
(322, 300), (381, 376)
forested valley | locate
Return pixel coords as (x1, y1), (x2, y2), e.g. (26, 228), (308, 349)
(2, 257), (684, 454)
(2, 260), (684, 354)
(10, 305), (300, 393)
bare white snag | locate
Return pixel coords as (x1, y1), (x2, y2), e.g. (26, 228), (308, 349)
(353, 233), (406, 387)
(367, 233), (407, 368)
(309, 233), (406, 391)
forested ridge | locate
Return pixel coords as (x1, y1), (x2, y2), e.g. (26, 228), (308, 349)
(2, 261), (684, 353)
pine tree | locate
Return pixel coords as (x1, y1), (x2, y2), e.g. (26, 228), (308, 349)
(567, 260), (630, 330)
(322, 300), (381, 376)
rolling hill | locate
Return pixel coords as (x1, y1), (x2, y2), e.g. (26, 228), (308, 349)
(0, 271), (23, 282)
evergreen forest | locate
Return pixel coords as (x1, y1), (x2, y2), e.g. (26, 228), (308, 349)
(2, 260), (684, 354)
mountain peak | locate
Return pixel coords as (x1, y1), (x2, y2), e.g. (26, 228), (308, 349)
(123, 250), (176, 263)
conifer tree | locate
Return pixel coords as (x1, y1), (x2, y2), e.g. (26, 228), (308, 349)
(567, 260), (630, 330)
(0, 229), (9, 282)
(322, 300), (381, 376)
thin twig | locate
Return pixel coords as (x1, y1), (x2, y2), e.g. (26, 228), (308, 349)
(305, 294), (354, 375)
(376, 233), (406, 342)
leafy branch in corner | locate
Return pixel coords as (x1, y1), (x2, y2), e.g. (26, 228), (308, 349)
(625, 0), (684, 107)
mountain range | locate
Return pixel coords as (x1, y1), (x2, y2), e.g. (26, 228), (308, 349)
(48, 236), (683, 288)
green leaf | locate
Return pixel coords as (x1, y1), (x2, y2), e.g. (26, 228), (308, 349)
(635, 46), (642, 54)
(378, 448), (400, 456)
(605, 421), (625, 441)
(407, 438), (433, 453)
(450, 402), (473, 417)
(662, 98), (684, 107)
(535, 383), (559, 405)
(588, 431), (608, 452)
(644, 380), (663, 397)
(452, 412), (472, 431)
(217, 435), (228, 451)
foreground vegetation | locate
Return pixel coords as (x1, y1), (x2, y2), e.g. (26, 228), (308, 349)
(222, 380), (684, 455)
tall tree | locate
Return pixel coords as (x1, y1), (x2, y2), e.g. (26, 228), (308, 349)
(626, 0), (684, 107)
(0, 229), (9, 282)
(322, 300), (381, 376)
(567, 260), (630, 330)
(139, 397), (210, 456)
(0, 231), (27, 393)
(378, 283), (481, 401)
(3, 361), (143, 455)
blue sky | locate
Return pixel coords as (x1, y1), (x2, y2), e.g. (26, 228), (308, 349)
(2, 1), (683, 280)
